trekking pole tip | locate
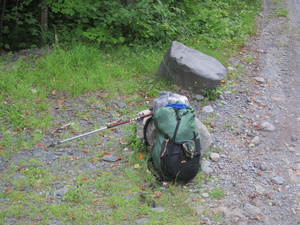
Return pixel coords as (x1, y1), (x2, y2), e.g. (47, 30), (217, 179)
(48, 141), (60, 148)
(48, 143), (56, 148)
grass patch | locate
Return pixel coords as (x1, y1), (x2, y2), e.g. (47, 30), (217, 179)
(208, 187), (226, 199)
(272, 0), (289, 17)
(272, 7), (288, 17)
(1, 161), (208, 224)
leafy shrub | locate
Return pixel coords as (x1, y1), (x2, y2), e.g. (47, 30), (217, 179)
(0, 0), (261, 50)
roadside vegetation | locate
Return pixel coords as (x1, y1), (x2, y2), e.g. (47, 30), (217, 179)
(0, 0), (262, 224)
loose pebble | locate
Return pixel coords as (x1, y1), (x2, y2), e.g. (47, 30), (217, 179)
(202, 105), (214, 113)
(261, 121), (275, 131)
(251, 136), (261, 146)
(270, 176), (285, 185)
(209, 153), (221, 162)
(102, 155), (119, 162)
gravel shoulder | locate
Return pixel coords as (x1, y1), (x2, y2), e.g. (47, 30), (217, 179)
(195, 0), (300, 224)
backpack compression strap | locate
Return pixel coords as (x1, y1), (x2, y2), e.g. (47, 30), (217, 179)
(171, 108), (181, 142)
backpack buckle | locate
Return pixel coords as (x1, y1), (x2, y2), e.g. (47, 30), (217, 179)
(182, 141), (196, 158)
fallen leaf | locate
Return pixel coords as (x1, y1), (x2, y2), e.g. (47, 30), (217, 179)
(104, 153), (112, 156)
(36, 99), (42, 103)
(296, 172), (300, 176)
(133, 164), (140, 169)
(212, 210), (220, 214)
(248, 193), (259, 199)
(69, 157), (74, 161)
(51, 90), (56, 95)
(81, 177), (88, 181)
(5, 189), (12, 194)
(82, 149), (89, 154)
(57, 99), (65, 103)
(136, 214), (146, 219)
(38, 143), (45, 146)
(254, 124), (263, 129)
(119, 138), (126, 143)
(109, 162), (119, 168)
(151, 191), (162, 198)
(89, 158), (94, 163)
(139, 185), (146, 191)
(70, 214), (76, 220)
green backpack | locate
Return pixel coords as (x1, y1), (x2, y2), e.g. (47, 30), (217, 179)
(148, 103), (201, 182)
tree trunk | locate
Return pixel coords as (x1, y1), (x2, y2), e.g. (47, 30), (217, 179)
(0, 0), (6, 43)
(39, 0), (48, 31)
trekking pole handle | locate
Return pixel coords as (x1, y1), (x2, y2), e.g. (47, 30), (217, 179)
(107, 113), (152, 128)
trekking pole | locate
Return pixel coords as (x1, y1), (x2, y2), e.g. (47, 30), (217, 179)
(48, 113), (152, 148)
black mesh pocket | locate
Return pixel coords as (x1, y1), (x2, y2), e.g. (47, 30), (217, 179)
(160, 140), (200, 181)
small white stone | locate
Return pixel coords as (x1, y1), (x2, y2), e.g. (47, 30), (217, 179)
(251, 136), (261, 146)
(202, 105), (214, 113)
(210, 153), (221, 162)
(261, 121), (275, 131)
(253, 77), (266, 83)
(202, 193), (209, 198)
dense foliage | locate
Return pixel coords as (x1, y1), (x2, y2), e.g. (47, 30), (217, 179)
(0, 0), (260, 50)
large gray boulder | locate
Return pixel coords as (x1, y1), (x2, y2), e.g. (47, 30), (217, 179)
(157, 41), (226, 93)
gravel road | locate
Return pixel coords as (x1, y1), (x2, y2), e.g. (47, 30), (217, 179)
(194, 0), (300, 224)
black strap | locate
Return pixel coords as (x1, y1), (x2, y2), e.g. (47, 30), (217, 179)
(143, 116), (153, 146)
(171, 108), (181, 142)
